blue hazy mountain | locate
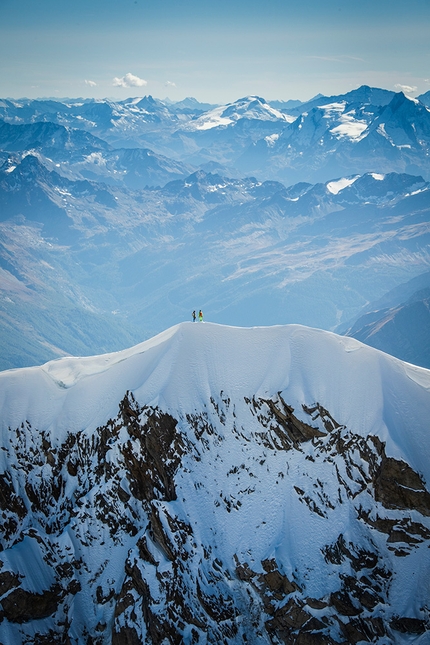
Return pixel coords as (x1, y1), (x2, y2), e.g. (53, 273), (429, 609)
(0, 120), (193, 188)
(1, 86), (430, 369)
(340, 271), (430, 369)
(1, 147), (429, 369)
(2, 88), (430, 185)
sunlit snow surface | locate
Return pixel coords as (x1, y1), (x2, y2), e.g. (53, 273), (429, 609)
(326, 176), (359, 194)
(1, 322), (428, 459)
(317, 101), (369, 140)
(184, 96), (296, 131)
(1, 322), (429, 482)
(0, 323), (430, 641)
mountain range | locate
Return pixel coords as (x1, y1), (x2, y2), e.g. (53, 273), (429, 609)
(1, 85), (430, 369)
(0, 322), (429, 644)
(2, 86), (430, 186)
(1, 84), (430, 645)
(1, 154), (429, 369)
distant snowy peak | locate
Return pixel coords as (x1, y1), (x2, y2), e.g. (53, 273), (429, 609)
(326, 175), (359, 194)
(418, 89), (430, 107)
(0, 153), (76, 191)
(184, 96), (296, 131)
(279, 91), (430, 149)
(0, 96), (186, 139)
(0, 121), (192, 188)
(236, 90), (430, 184)
(161, 168), (429, 207)
(366, 91), (430, 149)
(161, 169), (259, 202)
(319, 102), (369, 141)
(273, 100), (372, 149)
(325, 171), (428, 202)
(0, 120), (110, 154)
(289, 85), (396, 117)
(132, 95), (175, 121)
(163, 97), (219, 114)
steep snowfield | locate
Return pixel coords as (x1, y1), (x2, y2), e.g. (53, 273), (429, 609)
(0, 323), (429, 644)
(1, 322), (429, 475)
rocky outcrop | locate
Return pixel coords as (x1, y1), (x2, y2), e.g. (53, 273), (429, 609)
(0, 585), (62, 623)
(247, 395), (327, 451)
(374, 455), (430, 515)
(0, 390), (429, 643)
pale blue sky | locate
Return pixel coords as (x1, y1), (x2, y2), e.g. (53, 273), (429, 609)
(1, 0), (429, 102)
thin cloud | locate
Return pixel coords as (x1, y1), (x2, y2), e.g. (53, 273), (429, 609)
(85, 79), (97, 87)
(394, 83), (417, 94)
(113, 73), (147, 88)
(307, 55), (343, 62)
(307, 55), (364, 63)
(165, 81), (176, 88)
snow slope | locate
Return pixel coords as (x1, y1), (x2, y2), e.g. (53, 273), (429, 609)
(1, 323), (429, 469)
(183, 96), (295, 131)
(0, 323), (429, 644)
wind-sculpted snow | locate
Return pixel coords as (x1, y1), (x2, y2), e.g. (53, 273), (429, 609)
(0, 323), (429, 643)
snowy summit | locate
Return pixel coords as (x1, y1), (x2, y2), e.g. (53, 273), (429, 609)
(184, 96), (296, 131)
(0, 322), (429, 643)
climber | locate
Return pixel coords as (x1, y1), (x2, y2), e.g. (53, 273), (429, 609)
(192, 310), (196, 322)
(198, 309), (203, 322)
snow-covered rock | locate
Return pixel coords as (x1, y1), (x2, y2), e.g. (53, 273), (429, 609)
(182, 96), (296, 132)
(0, 323), (429, 643)
(237, 91), (430, 184)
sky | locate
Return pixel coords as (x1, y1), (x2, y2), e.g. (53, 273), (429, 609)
(0, 0), (429, 103)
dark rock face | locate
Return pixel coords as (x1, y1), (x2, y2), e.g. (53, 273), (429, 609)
(0, 391), (429, 643)
(374, 456), (430, 515)
(0, 586), (62, 623)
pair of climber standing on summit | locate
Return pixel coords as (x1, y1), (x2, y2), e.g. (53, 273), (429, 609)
(192, 310), (204, 322)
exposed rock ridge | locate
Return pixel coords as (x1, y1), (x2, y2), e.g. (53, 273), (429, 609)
(0, 391), (428, 643)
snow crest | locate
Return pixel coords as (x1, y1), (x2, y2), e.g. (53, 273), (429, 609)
(0, 323), (429, 643)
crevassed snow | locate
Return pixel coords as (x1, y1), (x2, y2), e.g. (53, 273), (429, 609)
(319, 101), (346, 116)
(326, 176), (359, 194)
(188, 105), (233, 131)
(329, 111), (368, 140)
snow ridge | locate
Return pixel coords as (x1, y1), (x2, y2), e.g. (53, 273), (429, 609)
(0, 323), (429, 644)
